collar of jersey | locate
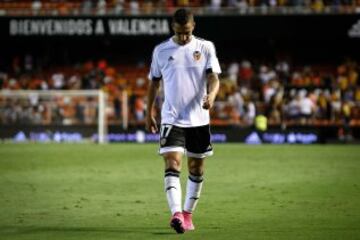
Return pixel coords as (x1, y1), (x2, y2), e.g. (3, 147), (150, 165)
(171, 36), (194, 47)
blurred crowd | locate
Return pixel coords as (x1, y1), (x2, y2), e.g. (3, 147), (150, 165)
(0, 58), (148, 126)
(214, 59), (360, 128)
(0, 0), (359, 15)
(0, 55), (359, 129)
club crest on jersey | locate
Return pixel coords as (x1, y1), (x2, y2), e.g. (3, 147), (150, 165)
(193, 51), (201, 61)
(160, 138), (167, 146)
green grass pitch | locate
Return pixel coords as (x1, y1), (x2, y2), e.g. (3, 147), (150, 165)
(0, 143), (360, 240)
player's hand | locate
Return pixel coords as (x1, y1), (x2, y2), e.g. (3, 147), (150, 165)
(145, 116), (158, 133)
(202, 93), (216, 110)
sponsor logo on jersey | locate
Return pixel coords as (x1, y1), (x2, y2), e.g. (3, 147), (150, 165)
(193, 51), (201, 61)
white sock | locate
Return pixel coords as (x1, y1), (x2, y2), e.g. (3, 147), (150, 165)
(184, 174), (203, 213)
(164, 169), (182, 215)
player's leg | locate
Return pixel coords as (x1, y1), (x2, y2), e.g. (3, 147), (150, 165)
(183, 125), (213, 231)
(183, 157), (205, 230)
(163, 151), (183, 216)
(163, 151), (185, 234)
(159, 124), (186, 233)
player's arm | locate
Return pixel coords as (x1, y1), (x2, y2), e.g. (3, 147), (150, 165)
(146, 46), (161, 133)
(203, 71), (220, 110)
(146, 80), (160, 133)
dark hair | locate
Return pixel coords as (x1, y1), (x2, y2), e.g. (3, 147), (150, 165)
(172, 8), (194, 25)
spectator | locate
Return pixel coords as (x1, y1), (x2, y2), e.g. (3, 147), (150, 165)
(331, 90), (342, 121)
(239, 60), (253, 87)
(299, 91), (315, 125)
(129, 0), (140, 15)
(268, 90), (284, 124)
(114, 0), (125, 14)
(285, 93), (301, 123)
(227, 61), (239, 84)
(209, 0), (222, 12)
(316, 90), (331, 120)
(243, 96), (256, 125)
(32, 0), (42, 15)
(143, 0), (154, 14)
(339, 99), (354, 141)
(312, 0), (325, 12)
(97, 0), (107, 15)
(81, 0), (93, 15)
(24, 54), (33, 73)
(228, 89), (245, 121)
(134, 96), (145, 121)
(259, 65), (277, 84)
(177, 0), (190, 7)
(51, 73), (65, 89)
(275, 60), (290, 84)
(238, 0), (249, 13)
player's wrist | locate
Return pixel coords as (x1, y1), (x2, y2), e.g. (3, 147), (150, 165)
(208, 92), (216, 101)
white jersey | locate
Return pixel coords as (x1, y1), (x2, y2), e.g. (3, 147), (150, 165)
(148, 36), (221, 127)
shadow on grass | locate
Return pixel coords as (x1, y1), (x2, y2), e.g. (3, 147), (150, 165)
(0, 226), (173, 236)
(152, 231), (177, 235)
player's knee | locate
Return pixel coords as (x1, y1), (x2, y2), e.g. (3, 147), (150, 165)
(188, 161), (204, 176)
(189, 168), (204, 177)
(165, 157), (181, 171)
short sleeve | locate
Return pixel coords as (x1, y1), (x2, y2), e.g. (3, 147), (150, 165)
(206, 42), (222, 74)
(148, 47), (162, 81)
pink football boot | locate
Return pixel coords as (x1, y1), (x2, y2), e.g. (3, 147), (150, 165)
(170, 212), (185, 234)
(182, 211), (195, 231)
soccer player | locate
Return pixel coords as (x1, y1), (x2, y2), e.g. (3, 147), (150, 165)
(146, 8), (221, 234)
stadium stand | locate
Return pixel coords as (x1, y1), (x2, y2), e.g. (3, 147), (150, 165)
(1, 57), (359, 127)
(0, 0), (359, 16)
(0, 1), (359, 143)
